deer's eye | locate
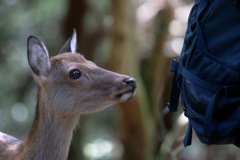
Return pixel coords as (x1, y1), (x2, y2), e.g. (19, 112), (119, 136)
(69, 69), (82, 79)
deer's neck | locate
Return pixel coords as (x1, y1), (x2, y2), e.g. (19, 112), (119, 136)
(17, 90), (79, 160)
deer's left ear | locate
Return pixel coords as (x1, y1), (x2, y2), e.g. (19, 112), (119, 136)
(58, 29), (77, 54)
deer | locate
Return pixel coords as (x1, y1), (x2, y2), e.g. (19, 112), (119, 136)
(0, 29), (137, 160)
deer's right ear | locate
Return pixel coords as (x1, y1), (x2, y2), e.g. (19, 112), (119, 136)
(27, 36), (50, 76)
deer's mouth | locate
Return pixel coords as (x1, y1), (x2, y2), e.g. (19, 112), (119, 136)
(115, 88), (136, 102)
(114, 77), (137, 102)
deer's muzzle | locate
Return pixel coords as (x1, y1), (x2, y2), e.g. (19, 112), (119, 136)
(115, 77), (137, 102)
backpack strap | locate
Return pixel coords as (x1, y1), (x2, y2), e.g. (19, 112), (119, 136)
(183, 123), (193, 147)
(203, 88), (225, 144)
(166, 60), (193, 147)
(195, 0), (210, 51)
(181, 66), (221, 92)
(166, 60), (181, 112)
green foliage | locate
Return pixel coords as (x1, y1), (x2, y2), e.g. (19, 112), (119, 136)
(0, 0), (66, 136)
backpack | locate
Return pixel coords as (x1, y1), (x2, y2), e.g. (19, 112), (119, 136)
(167, 0), (240, 147)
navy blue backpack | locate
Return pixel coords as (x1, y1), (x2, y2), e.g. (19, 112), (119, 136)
(167, 0), (240, 147)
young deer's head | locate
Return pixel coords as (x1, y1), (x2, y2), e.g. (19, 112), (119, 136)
(0, 29), (136, 160)
(27, 29), (136, 116)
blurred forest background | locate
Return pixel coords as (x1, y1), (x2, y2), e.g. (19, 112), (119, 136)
(0, 0), (240, 159)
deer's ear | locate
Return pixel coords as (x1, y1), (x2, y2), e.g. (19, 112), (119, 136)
(27, 36), (50, 76)
(58, 29), (77, 54)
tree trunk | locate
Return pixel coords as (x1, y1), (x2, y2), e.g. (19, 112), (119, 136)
(108, 0), (152, 160)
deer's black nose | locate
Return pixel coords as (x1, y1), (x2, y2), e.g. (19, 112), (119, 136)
(124, 78), (137, 90)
